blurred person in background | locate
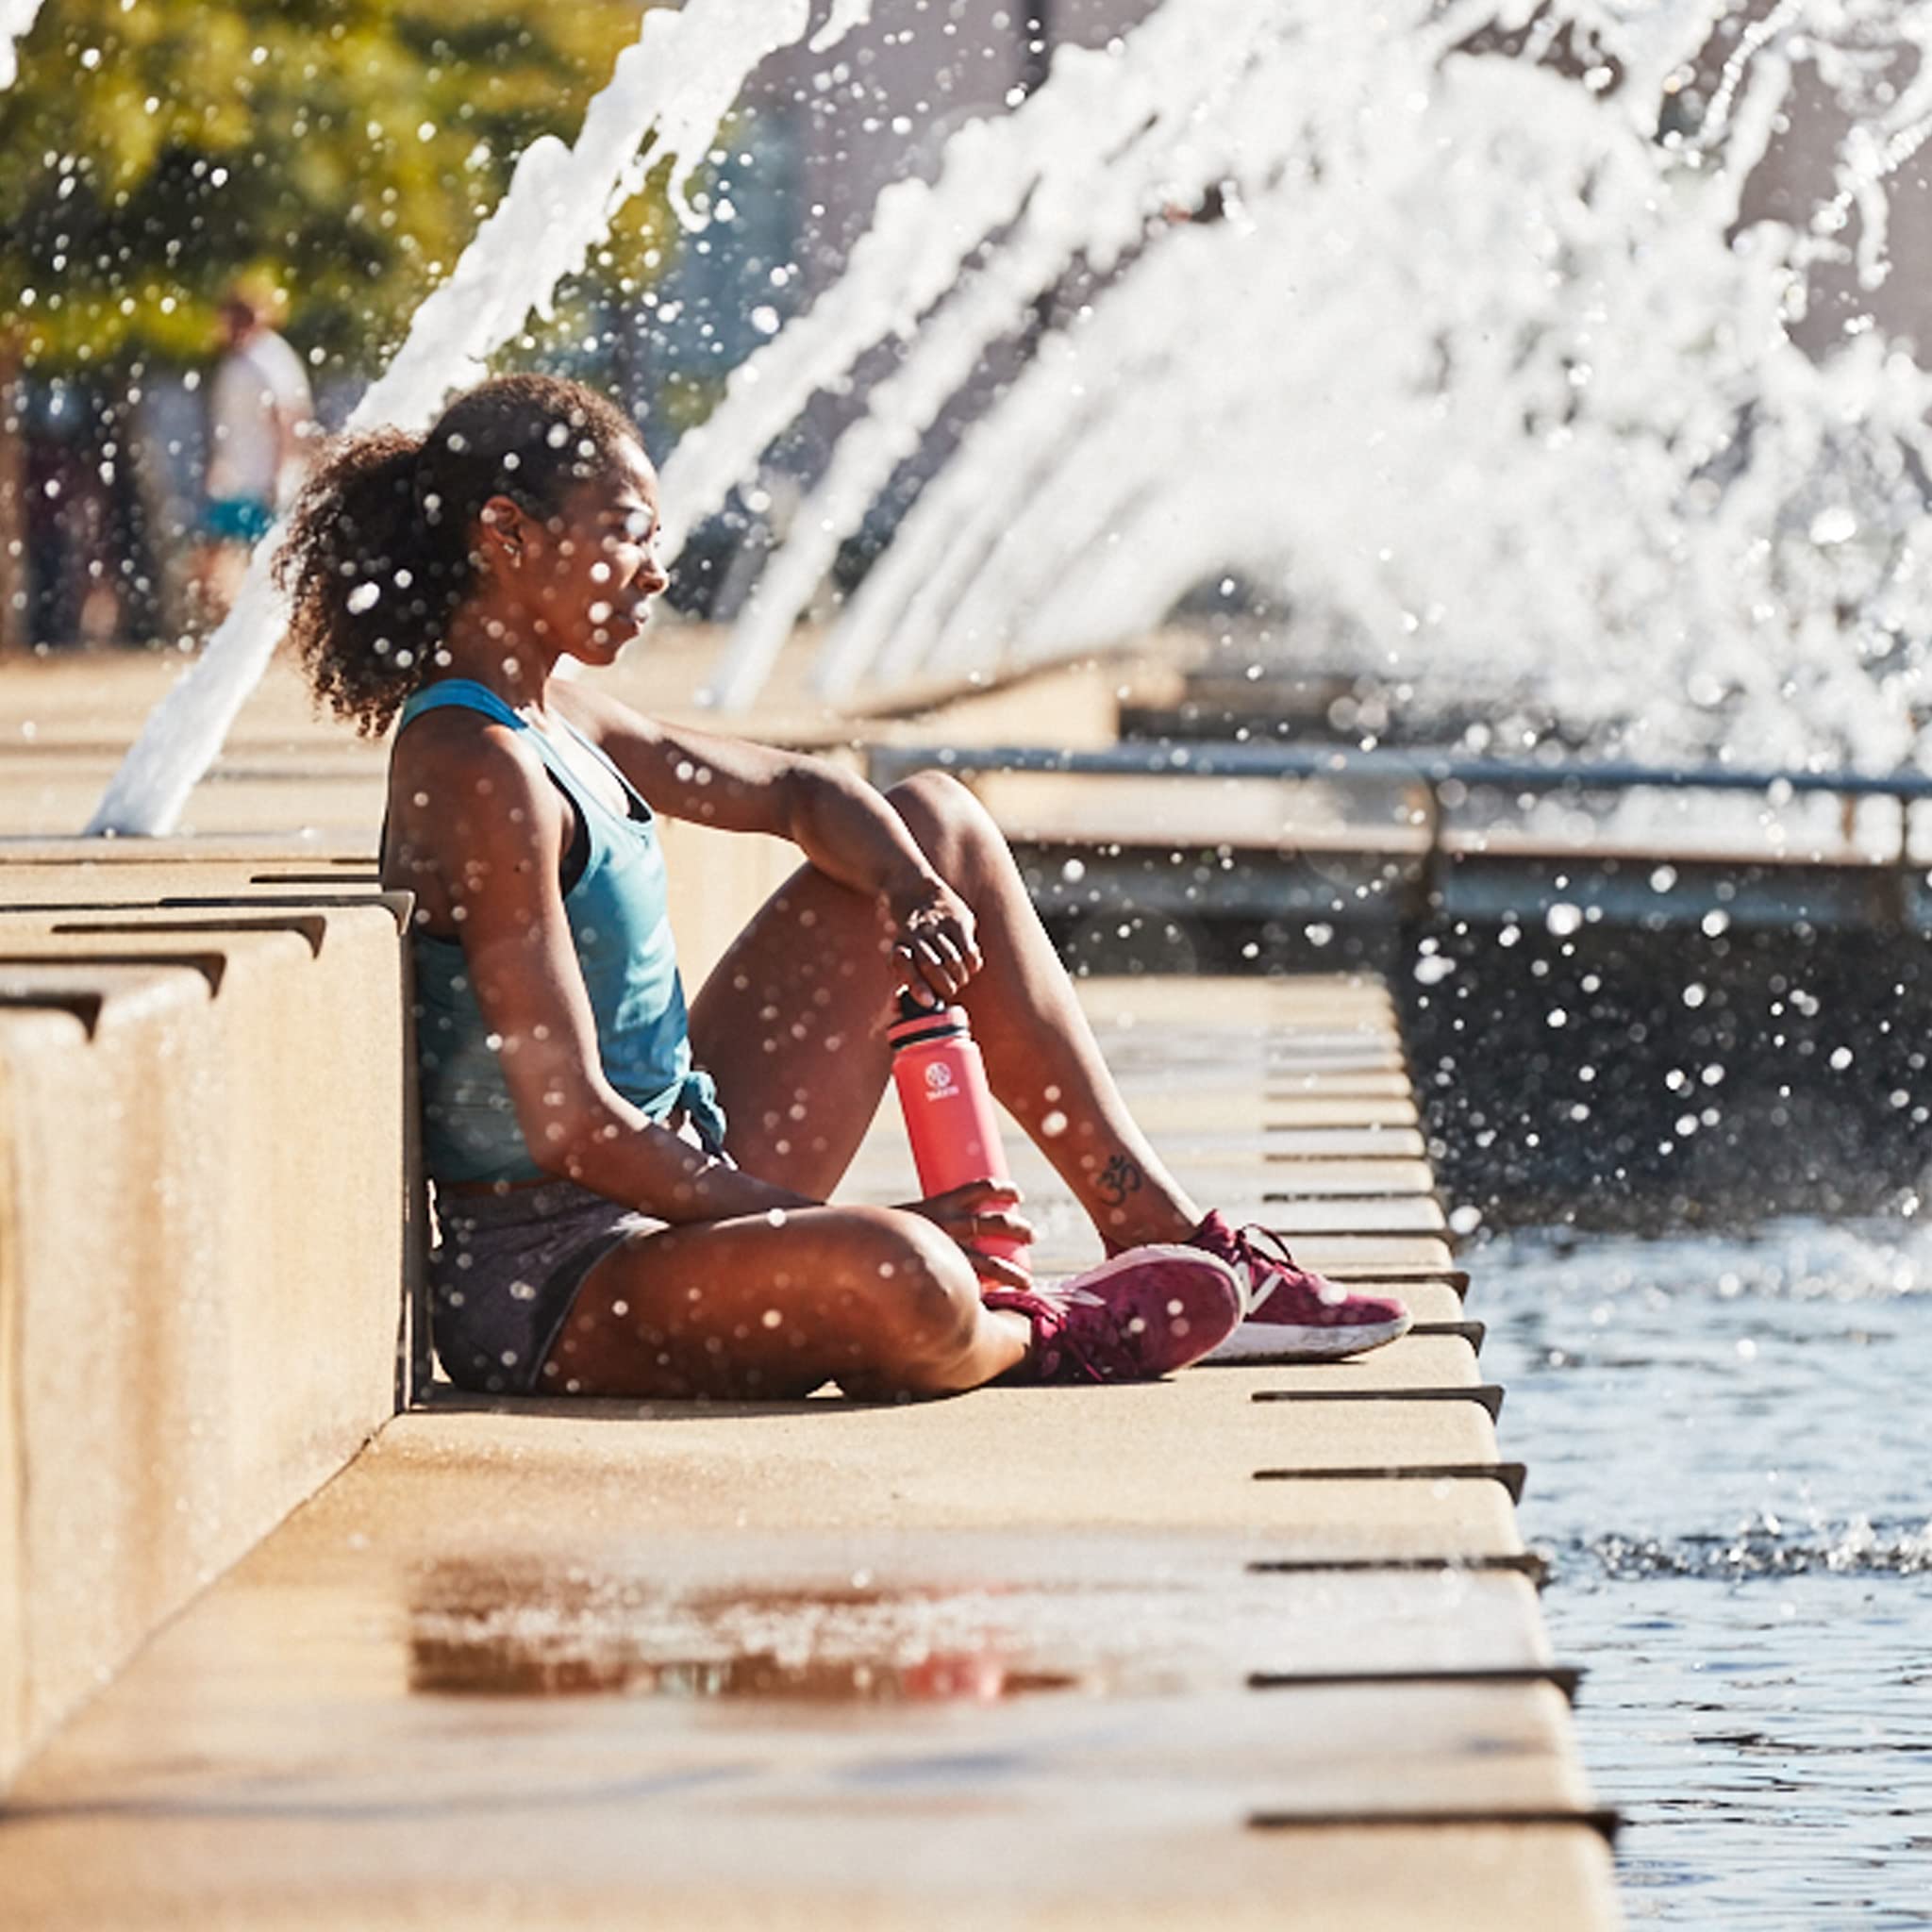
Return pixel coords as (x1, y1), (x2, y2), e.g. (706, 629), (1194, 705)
(192, 276), (314, 624)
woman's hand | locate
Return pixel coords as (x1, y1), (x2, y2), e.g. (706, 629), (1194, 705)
(888, 874), (982, 1010)
(899, 1177), (1034, 1291)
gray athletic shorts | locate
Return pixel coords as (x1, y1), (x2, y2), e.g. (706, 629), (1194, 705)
(428, 1120), (729, 1395)
(428, 1180), (659, 1395)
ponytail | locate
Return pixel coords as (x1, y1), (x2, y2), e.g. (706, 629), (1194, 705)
(276, 425), (464, 737)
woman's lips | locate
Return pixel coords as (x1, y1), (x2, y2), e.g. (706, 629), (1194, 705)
(590, 598), (652, 638)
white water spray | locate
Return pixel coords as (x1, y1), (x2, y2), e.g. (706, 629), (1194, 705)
(85, 0), (872, 837)
(703, 0), (1290, 708)
(693, 0), (1932, 774)
(0, 0), (42, 91)
(654, 0), (1271, 566)
(942, 21), (1932, 769)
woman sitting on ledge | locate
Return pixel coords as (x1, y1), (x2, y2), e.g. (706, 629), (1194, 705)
(276, 374), (1409, 1400)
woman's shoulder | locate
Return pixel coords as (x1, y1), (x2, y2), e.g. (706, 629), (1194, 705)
(389, 700), (563, 824)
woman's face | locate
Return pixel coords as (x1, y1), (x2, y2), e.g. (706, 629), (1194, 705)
(491, 438), (669, 663)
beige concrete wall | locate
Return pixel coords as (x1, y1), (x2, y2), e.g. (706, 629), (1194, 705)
(0, 903), (411, 1785)
(652, 818), (799, 990)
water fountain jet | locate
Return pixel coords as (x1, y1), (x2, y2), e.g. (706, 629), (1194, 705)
(0, 2), (43, 92)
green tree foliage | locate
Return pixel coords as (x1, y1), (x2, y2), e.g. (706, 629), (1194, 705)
(0, 0), (667, 375)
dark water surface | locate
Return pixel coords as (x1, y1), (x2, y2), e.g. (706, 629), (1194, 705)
(1481, 1221), (1932, 1927)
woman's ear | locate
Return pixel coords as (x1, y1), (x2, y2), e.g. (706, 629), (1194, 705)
(476, 493), (532, 571)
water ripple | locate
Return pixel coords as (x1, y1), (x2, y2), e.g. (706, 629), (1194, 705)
(1550, 1515), (1932, 1581)
(1483, 1221), (1932, 1925)
(1482, 1217), (1932, 1303)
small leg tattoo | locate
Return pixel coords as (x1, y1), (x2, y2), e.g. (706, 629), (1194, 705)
(1096, 1153), (1145, 1208)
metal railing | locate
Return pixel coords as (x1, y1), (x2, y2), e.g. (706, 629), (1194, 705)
(865, 740), (1931, 925)
(866, 740), (1932, 804)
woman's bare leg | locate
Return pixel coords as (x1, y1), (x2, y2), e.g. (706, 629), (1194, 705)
(544, 772), (1206, 1399)
(688, 771), (1202, 1248)
(887, 774), (1205, 1248)
(542, 1204), (1030, 1400)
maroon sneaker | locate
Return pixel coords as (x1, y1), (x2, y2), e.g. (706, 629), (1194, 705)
(1187, 1210), (1411, 1363)
(985, 1246), (1243, 1384)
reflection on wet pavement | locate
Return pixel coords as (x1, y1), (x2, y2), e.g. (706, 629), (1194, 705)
(398, 1539), (1546, 1716)
(408, 1564), (1082, 1703)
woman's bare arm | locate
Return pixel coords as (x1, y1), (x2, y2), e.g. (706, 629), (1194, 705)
(555, 684), (982, 1006)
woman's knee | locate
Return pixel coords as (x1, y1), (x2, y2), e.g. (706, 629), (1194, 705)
(884, 771), (1004, 876)
(836, 1206), (981, 1359)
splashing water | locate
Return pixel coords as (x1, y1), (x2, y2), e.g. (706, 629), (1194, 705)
(77, 0), (1932, 827)
(700, 0), (1289, 708)
(0, 2), (42, 92)
(1581, 1514), (1932, 1578)
(708, 0), (1932, 768)
(1483, 1212), (1932, 1920)
(664, 0), (1285, 698)
(82, 0), (874, 838)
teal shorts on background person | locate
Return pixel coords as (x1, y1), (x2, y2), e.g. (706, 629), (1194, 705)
(203, 496), (276, 542)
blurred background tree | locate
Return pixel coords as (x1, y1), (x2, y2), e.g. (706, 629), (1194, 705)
(0, 0), (674, 652)
(0, 0), (665, 373)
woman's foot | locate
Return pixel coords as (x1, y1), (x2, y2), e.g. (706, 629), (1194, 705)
(985, 1246), (1243, 1384)
(1186, 1211), (1412, 1363)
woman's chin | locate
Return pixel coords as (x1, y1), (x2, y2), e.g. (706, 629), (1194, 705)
(576, 617), (645, 662)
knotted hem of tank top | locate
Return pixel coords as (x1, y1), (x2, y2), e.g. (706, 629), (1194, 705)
(653, 1065), (728, 1157)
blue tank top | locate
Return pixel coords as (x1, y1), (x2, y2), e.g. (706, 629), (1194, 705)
(395, 679), (726, 1186)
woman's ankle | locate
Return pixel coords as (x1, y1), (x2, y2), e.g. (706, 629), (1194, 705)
(1095, 1199), (1204, 1256)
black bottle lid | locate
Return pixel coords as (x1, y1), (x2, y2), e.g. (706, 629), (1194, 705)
(891, 990), (967, 1043)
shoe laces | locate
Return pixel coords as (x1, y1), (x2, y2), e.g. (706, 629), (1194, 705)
(989, 1279), (1104, 1322)
(1226, 1222), (1344, 1307)
(1229, 1221), (1300, 1274)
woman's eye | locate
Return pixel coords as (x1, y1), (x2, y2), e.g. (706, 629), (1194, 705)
(623, 510), (655, 541)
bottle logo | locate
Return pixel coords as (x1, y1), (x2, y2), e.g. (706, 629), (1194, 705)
(924, 1061), (956, 1095)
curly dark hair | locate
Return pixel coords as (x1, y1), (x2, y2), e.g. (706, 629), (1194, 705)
(275, 374), (645, 736)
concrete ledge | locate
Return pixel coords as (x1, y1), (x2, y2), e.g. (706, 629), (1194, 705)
(0, 908), (410, 1784)
(0, 822), (797, 991)
(652, 818), (803, 986)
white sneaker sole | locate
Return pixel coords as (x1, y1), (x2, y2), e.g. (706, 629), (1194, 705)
(1201, 1308), (1413, 1365)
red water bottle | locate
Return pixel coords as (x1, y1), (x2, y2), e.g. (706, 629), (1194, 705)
(888, 993), (1030, 1281)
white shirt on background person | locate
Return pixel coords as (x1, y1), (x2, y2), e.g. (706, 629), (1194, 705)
(205, 328), (313, 508)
